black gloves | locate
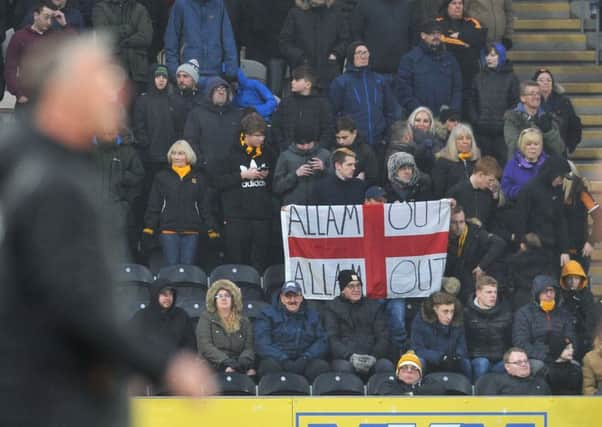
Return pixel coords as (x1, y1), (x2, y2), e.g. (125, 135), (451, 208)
(439, 354), (462, 372)
(535, 113), (553, 133)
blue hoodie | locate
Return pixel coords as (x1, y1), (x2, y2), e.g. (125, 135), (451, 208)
(233, 69), (278, 121)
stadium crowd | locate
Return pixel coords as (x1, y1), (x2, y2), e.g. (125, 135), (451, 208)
(2, 0), (602, 396)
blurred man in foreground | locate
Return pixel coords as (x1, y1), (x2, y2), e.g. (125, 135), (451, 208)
(0, 33), (215, 427)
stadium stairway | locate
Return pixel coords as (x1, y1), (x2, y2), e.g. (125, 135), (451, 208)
(511, 0), (602, 300)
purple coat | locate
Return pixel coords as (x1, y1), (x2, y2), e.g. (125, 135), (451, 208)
(501, 150), (548, 200)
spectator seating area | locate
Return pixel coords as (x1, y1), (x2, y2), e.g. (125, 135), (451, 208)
(207, 371), (477, 396)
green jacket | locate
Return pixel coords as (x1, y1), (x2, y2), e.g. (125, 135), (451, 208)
(93, 0), (153, 82)
(196, 311), (255, 370)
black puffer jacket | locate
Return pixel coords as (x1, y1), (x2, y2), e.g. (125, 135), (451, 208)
(271, 92), (335, 151)
(183, 77), (243, 166)
(464, 296), (513, 360)
(512, 276), (576, 362)
(323, 296), (390, 360)
(467, 61), (520, 135)
(279, 0), (350, 89)
(350, 0), (414, 75)
(513, 155), (570, 253)
(144, 167), (216, 233)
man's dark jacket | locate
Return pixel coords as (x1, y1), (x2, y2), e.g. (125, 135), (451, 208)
(464, 295), (513, 361)
(322, 295), (390, 360)
(0, 125), (168, 427)
(130, 280), (197, 353)
(512, 276), (576, 362)
(350, 0), (414, 75)
(183, 77), (243, 167)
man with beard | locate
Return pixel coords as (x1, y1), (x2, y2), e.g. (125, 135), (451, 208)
(395, 18), (462, 118)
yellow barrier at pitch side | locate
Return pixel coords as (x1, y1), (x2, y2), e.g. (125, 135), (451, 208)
(133, 396), (599, 427)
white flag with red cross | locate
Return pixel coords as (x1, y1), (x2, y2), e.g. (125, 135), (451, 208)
(280, 200), (451, 300)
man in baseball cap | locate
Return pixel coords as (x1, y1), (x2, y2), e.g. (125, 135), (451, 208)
(254, 280), (330, 382)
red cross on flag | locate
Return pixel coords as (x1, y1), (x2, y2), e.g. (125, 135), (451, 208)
(281, 200), (451, 300)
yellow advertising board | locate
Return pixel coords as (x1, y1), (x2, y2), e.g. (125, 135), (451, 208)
(132, 396), (599, 427)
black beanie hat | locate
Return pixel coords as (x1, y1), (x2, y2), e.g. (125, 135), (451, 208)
(338, 269), (362, 291)
(346, 41), (367, 67)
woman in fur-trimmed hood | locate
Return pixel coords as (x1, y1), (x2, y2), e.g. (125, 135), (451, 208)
(196, 279), (255, 375)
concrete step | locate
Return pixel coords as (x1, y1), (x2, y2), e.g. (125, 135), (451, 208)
(512, 33), (587, 50)
(572, 97), (602, 114)
(513, 2), (570, 19)
(513, 65), (602, 82)
(571, 162), (602, 181)
(571, 147), (602, 160)
(581, 115), (602, 127)
(514, 18), (581, 31)
(582, 128), (602, 143)
(562, 83), (602, 95)
(507, 50), (596, 62)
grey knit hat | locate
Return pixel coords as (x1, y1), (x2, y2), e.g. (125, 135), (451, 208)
(387, 151), (417, 182)
(176, 59), (200, 84)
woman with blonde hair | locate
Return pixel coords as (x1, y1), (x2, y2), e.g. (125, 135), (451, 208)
(431, 123), (481, 197)
(143, 140), (217, 266)
(501, 127), (548, 201)
(398, 106), (447, 174)
(196, 280), (256, 376)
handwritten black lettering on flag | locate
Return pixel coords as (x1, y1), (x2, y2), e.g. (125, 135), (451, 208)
(281, 201), (451, 300)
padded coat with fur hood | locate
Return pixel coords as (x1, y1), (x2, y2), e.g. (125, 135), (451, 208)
(196, 280), (255, 370)
(410, 294), (468, 366)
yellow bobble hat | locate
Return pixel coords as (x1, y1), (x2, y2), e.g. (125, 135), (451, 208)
(396, 350), (422, 375)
